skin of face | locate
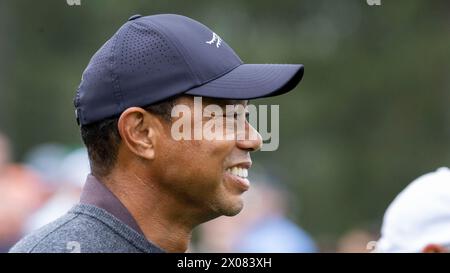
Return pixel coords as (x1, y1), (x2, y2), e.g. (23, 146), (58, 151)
(148, 96), (262, 220)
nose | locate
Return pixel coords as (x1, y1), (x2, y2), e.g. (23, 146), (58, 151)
(236, 122), (262, 152)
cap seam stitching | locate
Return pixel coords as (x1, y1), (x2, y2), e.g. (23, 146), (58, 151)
(109, 29), (124, 115)
(138, 19), (200, 85)
(144, 18), (244, 85)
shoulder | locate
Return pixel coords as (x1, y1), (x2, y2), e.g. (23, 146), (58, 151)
(9, 210), (81, 253)
(9, 204), (146, 253)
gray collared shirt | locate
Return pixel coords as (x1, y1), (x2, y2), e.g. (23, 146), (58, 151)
(10, 175), (165, 253)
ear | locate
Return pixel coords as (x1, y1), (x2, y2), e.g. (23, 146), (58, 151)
(117, 107), (157, 160)
(422, 244), (448, 253)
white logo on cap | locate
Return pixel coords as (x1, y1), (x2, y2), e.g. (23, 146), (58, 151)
(206, 32), (222, 48)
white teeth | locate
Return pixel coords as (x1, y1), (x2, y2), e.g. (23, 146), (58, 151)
(232, 167), (238, 176)
(226, 166), (248, 178)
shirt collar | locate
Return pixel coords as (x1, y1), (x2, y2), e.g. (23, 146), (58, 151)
(79, 174), (145, 236)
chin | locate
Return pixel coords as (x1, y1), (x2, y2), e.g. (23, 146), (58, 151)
(220, 197), (245, 217)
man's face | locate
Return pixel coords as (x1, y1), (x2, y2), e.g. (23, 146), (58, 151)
(151, 96), (262, 219)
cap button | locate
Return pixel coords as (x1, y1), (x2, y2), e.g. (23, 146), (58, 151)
(128, 14), (142, 21)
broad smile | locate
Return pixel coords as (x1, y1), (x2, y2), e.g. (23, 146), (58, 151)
(225, 166), (248, 179)
(224, 162), (252, 192)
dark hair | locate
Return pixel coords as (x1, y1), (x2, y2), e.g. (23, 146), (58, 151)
(80, 97), (180, 178)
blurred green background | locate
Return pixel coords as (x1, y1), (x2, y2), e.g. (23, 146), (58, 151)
(1, 0), (450, 248)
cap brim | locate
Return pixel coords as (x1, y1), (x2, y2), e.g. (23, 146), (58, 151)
(185, 64), (304, 99)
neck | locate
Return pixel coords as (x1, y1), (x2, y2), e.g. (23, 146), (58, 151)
(103, 171), (201, 253)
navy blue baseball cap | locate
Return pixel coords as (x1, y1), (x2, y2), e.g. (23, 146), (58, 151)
(74, 14), (304, 126)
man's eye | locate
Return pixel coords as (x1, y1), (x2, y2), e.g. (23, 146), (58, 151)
(223, 112), (249, 120)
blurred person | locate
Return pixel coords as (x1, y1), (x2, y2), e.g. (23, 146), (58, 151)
(0, 133), (49, 252)
(336, 228), (378, 253)
(23, 147), (88, 233)
(198, 179), (317, 253)
(24, 143), (68, 187)
(376, 167), (450, 253)
(0, 133), (10, 171)
(10, 14), (304, 253)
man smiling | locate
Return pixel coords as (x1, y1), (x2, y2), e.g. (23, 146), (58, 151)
(10, 14), (304, 253)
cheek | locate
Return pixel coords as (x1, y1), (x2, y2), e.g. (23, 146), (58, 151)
(157, 138), (235, 188)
